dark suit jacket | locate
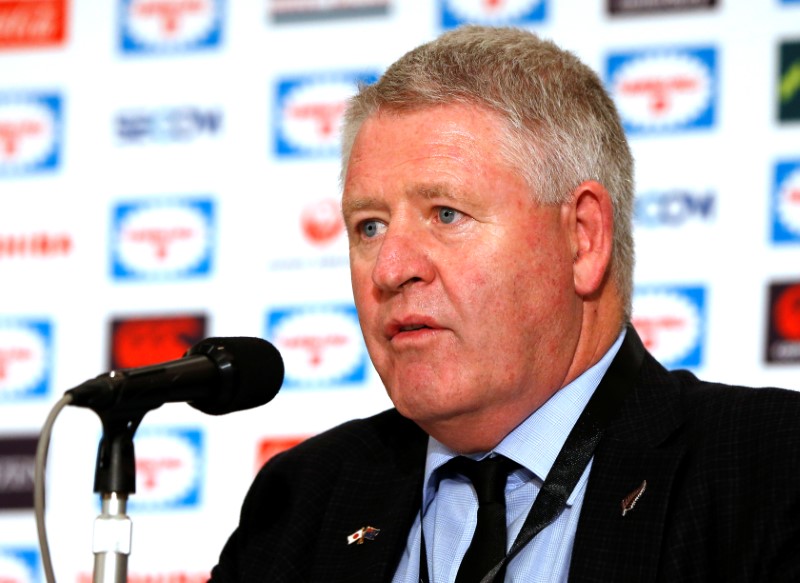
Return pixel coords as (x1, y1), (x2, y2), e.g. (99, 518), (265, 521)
(209, 330), (800, 582)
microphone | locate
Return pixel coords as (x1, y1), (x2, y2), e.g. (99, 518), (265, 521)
(65, 336), (284, 416)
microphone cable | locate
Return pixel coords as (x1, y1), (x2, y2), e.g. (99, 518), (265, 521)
(34, 393), (74, 583)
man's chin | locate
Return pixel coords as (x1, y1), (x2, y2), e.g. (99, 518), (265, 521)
(391, 397), (478, 433)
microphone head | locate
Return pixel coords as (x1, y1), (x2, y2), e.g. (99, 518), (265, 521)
(186, 336), (284, 416)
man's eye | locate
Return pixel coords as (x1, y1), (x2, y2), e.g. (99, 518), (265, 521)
(359, 220), (386, 238)
(438, 207), (461, 224)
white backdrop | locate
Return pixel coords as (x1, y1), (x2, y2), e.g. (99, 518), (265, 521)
(1, 1), (799, 581)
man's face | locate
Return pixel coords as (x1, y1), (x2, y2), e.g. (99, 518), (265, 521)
(342, 104), (583, 449)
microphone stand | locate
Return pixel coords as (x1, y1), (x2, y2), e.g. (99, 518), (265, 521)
(91, 406), (145, 583)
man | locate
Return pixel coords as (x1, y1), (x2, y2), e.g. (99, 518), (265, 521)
(209, 26), (800, 582)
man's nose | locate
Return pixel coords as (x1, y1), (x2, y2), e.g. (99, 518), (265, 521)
(371, 226), (435, 292)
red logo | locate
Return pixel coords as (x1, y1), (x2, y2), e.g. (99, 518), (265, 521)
(130, 0), (210, 37)
(618, 75), (700, 115)
(630, 315), (686, 350)
(0, 346), (32, 382)
(286, 101), (345, 139)
(301, 199), (344, 246)
(774, 284), (800, 341)
(136, 456), (181, 491)
(0, 0), (66, 49)
(110, 315), (206, 369)
(0, 118), (45, 159)
(256, 436), (308, 472)
(124, 226), (194, 259)
(279, 334), (349, 367)
(0, 232), (72, 259)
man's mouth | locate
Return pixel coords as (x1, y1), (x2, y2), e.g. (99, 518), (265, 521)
(386, 318), (439, 340)
(399, 324), (429, 332)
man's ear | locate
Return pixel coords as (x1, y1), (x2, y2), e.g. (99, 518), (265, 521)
(566, 180), (614, 297)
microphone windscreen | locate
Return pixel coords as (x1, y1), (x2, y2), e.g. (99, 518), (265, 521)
(188, 336), (284, 416)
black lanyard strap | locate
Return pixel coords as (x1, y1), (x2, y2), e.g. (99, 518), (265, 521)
(419, 328), (644, 583)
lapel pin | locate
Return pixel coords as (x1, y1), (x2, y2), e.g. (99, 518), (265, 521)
(621, 480), (647, 517)
(347, 526), (381, 545)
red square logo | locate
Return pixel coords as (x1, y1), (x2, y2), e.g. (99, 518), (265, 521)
(109, 314), (207, 369)
(0, 0), (67, 50)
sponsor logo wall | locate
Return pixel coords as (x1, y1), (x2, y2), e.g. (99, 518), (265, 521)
(1, 0), (798, 579)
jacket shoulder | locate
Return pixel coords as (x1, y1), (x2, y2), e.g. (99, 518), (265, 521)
(267, 407), (425, 473)
(209, 409), (426, 583)
(670, 369), (800, 445)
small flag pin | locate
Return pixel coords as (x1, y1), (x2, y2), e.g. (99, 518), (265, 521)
(347, 526), (381, 545)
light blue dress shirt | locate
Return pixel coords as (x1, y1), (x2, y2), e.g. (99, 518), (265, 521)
(392, 330), (626, 583)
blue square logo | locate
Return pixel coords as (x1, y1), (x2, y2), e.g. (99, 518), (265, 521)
(0, 320), (52, 402)
(440, 0), (546, 28)
(772, 160), (800, 243)
(274, 71), (379, 158)
(111, 198), (215, 281)
(0, 93), (62, 176)
(119, 0), (224, 54)
(266, 304), (369, 388)
(632, 285), (706, 368)
(607, 46), (717, 134)
(128, 427), (203, 511)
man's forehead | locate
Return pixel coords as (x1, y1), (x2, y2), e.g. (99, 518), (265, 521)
(357, 102), (507, 143)
(343, 108), (510, 179)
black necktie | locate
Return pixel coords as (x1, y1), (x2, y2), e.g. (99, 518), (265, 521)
(445, 455), (520, 583)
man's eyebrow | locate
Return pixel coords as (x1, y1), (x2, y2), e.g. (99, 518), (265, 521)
(410, 183), (467, 202)
(341, 195), (379, 217)
(341, 183), (470, 218)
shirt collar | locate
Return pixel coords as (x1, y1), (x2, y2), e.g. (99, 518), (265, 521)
(422, 329), (626, 508)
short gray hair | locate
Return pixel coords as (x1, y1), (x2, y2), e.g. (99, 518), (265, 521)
(341, 25), (635, 321)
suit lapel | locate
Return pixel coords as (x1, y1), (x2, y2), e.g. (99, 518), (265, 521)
(570, 333), (689, 582)
(571, 434), (688, 581)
